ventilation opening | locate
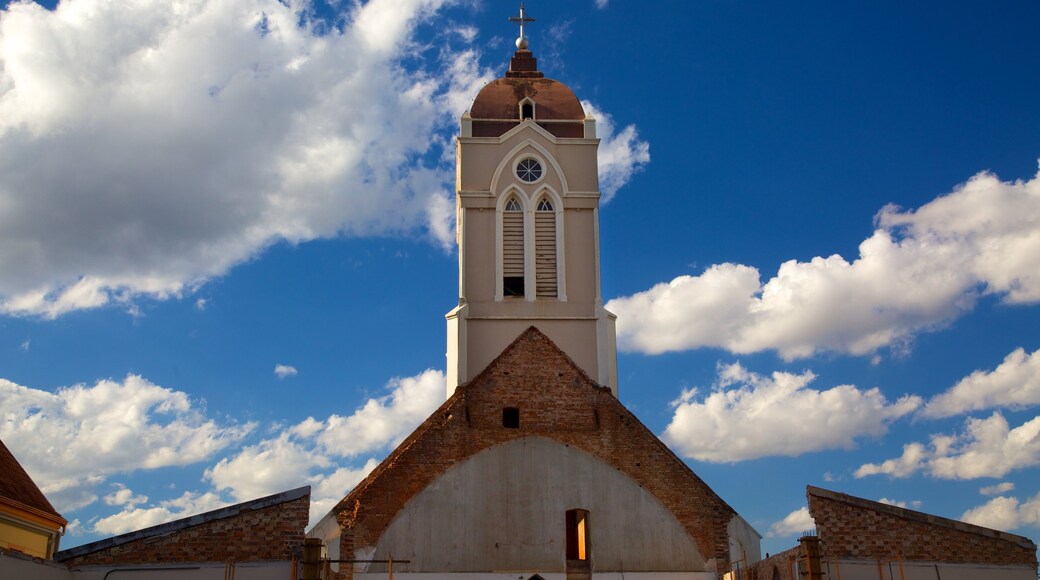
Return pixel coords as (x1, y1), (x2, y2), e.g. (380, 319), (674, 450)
(503, 407), (520, 428)
(503, 277), (525, 297)
(521, 102), (534, 120)
(503, 200), (524, 297)
(535, 198), (557, 298)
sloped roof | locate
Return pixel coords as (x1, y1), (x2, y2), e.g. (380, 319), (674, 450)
(0, 437), (65, 525)
(55, 486), (310, 562)
(808, 485), (1036, 551)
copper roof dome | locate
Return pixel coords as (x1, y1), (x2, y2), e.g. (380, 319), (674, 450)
(468, 49), (586, 138)
(470, 77), (585, 121)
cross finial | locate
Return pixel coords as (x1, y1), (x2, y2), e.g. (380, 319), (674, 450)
(509, 3), (535, 50)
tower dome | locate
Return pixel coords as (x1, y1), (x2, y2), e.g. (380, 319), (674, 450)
(467, 50), (586, 138)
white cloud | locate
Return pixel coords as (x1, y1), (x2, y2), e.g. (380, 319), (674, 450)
(767, 507), (814, 537)
(0, 1), (645, 317)
(274, 364), (298, 379)
(19, 338), (29, 351)
(92, 490), (230, 536)
(608, 168), (1040, 359)
(0, 375), (253, 512)
(662, 363), (920, 462)
(595, 0), (609, 8)
(206, 430), (331, 503)
(981, 482), (1016, 496)
(855, 413), (1040, 480)
(194, 298), (207, 311)
(581, 101), (650, 203)
(922, 347), (1040, 418)
(877, 497), (921, 510)
(207, 369), (443, 524)
(961, 491), (1040, 532)
(0, 0), (453, 317)
(103, 484), (148, 508)
(314, 369), (445, 457)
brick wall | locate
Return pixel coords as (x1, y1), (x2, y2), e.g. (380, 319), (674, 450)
(743, 546), (798, 580)
(334, 327), (737, 577)
(59, 490), (309, 567)
(808, 487), (1037, 567)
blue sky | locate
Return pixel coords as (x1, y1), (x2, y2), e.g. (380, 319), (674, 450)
(1, 0), (1039, 558)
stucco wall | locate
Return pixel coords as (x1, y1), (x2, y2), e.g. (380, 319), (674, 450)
(367, 437), (706, 573)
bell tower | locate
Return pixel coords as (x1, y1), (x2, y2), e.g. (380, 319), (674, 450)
(446, 5), (618, 396)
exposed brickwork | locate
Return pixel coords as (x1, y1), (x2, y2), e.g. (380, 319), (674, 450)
(807, 486), (1037, 567)
(58, 490), (309, 567)
(743, 547), (798, 580)
(333, 327), (737, 578)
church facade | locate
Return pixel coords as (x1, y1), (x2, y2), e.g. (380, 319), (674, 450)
(308, 17), (761, 580)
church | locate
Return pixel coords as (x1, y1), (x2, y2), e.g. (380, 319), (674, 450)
(306, 8), (762, 579)
(4, 6), (1036, 580)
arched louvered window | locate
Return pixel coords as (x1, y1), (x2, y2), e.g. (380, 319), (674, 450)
(535, 197), (557, 298)
(503, 197), (525, 297)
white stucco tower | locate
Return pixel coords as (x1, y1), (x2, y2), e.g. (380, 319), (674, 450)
(446, 41), (619, 397)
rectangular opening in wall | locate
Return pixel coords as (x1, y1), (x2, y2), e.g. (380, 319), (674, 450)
(503, 276), (525, 297)
(503, 407), (520, 428)
(566, 509), (590, 563)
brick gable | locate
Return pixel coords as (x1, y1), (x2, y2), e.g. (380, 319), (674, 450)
(332, 327), (737, 575)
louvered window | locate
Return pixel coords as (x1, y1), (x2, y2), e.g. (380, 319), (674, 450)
(503, 198), (524, 296)
(535, 198), (557, 298)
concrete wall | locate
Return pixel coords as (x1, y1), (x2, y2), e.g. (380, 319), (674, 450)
(69, 562), (292, 580)
(365, 437), (706, 573)
(1, 549), (70, 580)
(727, 515), (762, 566)
(820, 559), (1037, 580)
(356, 574), (716, 580)
(1, 550), (292, 580)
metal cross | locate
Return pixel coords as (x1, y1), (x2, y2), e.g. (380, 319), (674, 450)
(509, 3), (535, 43)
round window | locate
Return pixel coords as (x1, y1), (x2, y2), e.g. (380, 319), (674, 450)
(516, 158), (543, 183)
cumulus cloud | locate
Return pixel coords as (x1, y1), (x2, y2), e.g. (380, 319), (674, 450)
(960, 491), (1040, 532)
(595, 0), (609, 8)
(608, 168), (1040, 359)
(207, 369), (443, 523)
(582, 101), (650, 202)
(0, 375), (253, 512)
(77, 368), (443, 532)
(855, 413), (1040, 480)
(93, 490), (230, 536)
(981, 482), (1016, 496)
(0, 1), (649, 318)
(767, 507), (814, 537)
(922, 347), (1040, 418)
(103, 484), (148, 508)
(662, 363), (920, 462)
(313, 368), (445, 457)
(274, 364), (298, 379)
